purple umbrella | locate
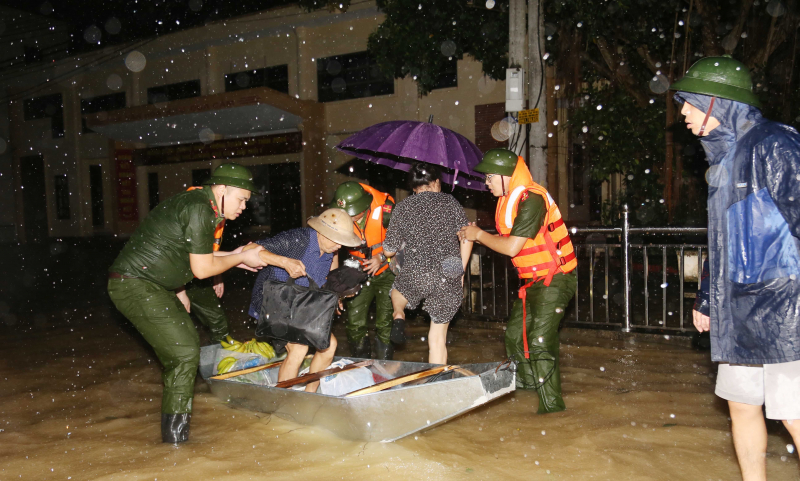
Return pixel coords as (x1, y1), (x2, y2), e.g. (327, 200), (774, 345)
(335, 119), (487, 191)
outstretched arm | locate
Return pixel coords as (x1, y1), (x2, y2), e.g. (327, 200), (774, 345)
(459, 225), (528, 257)
(189, 247), (267, 279)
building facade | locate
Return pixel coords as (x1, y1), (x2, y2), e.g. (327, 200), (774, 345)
(1, 2), (592, 244)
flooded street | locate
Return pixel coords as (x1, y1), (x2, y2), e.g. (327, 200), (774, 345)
(2, 289), (798, 480)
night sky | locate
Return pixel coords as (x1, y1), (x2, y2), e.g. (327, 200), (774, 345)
(0, 0), (299, 53)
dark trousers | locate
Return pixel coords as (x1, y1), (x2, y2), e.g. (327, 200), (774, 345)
(345, 269), (395, 345)
(505, 271), (577, 414)
(108, 277), (199, 414)
(185, 277), (229, 343)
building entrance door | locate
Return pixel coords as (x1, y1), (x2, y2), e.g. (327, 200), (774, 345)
(20, 155), (48, 243)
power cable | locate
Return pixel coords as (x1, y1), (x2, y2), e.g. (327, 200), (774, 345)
(0, 37), (157, 105)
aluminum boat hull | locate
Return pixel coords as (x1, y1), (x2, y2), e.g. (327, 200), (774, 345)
(199, 347), (515, 442)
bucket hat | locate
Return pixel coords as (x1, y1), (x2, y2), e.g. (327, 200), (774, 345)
(307, 208), (362, 247)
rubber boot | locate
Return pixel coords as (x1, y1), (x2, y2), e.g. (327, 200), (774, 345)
(374, 338), (394, 360)
(390, 318), (407, 345)
(161, 413), (191, 444)
(349, 336), (371, 358)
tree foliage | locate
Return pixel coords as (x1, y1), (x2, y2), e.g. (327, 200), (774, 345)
(367, 0), (509, 95)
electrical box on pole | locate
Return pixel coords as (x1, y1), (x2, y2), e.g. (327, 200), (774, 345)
(505, 67), (524, 112)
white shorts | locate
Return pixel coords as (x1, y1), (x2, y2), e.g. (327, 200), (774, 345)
(715, 360), (800, 420)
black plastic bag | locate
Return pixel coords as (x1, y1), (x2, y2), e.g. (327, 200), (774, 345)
(256, 278), (338, 350)
(323, 265), (368, 297)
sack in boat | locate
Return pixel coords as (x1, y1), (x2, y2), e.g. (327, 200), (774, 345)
(256, 277), (338, 350)
(213, 349), (274, 386)
(319, 359), (375, 396)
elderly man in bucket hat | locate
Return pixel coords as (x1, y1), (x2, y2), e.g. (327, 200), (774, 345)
(247, 208), (361, 393)
(108, 162), (268, 444)
(673, 56), (800, 480)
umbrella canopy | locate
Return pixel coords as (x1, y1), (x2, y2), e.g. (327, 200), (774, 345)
(335, 120), (487, 191)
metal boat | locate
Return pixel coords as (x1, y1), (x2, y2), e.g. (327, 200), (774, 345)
(198, 345), (515, 442)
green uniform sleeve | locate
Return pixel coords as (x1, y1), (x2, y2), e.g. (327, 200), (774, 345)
(382, 198), (395, 229)
(509, 193), (546, 239)
(183, 203), (217, 254)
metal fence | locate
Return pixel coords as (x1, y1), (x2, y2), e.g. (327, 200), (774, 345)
(461, 205), (708, 334)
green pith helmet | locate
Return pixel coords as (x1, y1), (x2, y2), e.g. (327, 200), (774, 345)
(669, 55), (761, 108)
(204, 163), (257, 192)
(473, 148), (519, 177)
(329, 181), (373, 217)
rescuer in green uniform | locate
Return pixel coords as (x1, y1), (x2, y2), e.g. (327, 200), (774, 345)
(175, 178), (236, 345)
(108, 163), (267, 443)
(330, 182), (399, 359)
(459, 149), (577, 413)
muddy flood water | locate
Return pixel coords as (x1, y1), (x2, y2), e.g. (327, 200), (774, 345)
(2, 300), (799, 480)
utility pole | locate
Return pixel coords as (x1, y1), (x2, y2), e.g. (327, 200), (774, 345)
(508, 0), (527, 160)
(527, 0), (547, 186)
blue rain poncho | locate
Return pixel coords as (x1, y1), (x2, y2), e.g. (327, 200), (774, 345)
(678, 92), (800, 364)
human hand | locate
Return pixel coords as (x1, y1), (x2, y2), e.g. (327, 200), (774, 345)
(281, 258), (307, 278)
(362, 257), (382, 275)
(458, 224), (482, 243)
(240, 243), (260, 252)
(693, 310), (710, 332)
(213, 275), (224, 298)
(241, 246), (268, 269)
(336, 298), (344, 315)
(176, 288), (191, 313)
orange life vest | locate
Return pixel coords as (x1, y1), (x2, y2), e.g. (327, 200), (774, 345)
(187, 186), (225, 252)
(348, 183), (394, 276)
(495, 159), (576, 286)
(495, 159), (577, 360)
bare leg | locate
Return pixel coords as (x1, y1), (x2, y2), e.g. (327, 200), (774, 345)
(278, 342), (309, 382)
(305, 334), (338, 393)
(782, 419), (800, 454)
(428, 322), (449, 364)
(729, 401), (768, 481)
(391, 289), (408, 320)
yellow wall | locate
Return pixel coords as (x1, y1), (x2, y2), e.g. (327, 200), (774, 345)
(7, 1), (506, 240)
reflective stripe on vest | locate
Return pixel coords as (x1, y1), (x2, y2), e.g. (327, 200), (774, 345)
(348, 184), (394, 276)
(495, 184), (577, 286)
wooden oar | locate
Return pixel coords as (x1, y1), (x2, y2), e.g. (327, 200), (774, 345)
(344, 365), (457, 397)
(275, 359), (374, 389)
(209, 354), (309, 381)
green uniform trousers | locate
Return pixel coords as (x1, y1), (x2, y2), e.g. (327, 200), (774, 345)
(345, 269), (395, 345)
(185, 277), (229, 343)
(108, 277), (200, 415)
(505, 271), (577, 414)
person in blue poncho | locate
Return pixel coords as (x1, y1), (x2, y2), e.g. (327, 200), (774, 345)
(673, 56), (800, 481)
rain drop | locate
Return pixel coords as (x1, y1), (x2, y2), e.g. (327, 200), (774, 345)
(83, 25), (102, 44)
(105, 17), (122, 35)
(106, 74), (123, 91)
(486, 0), (496, 8)
(125, 51), (147, 72)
